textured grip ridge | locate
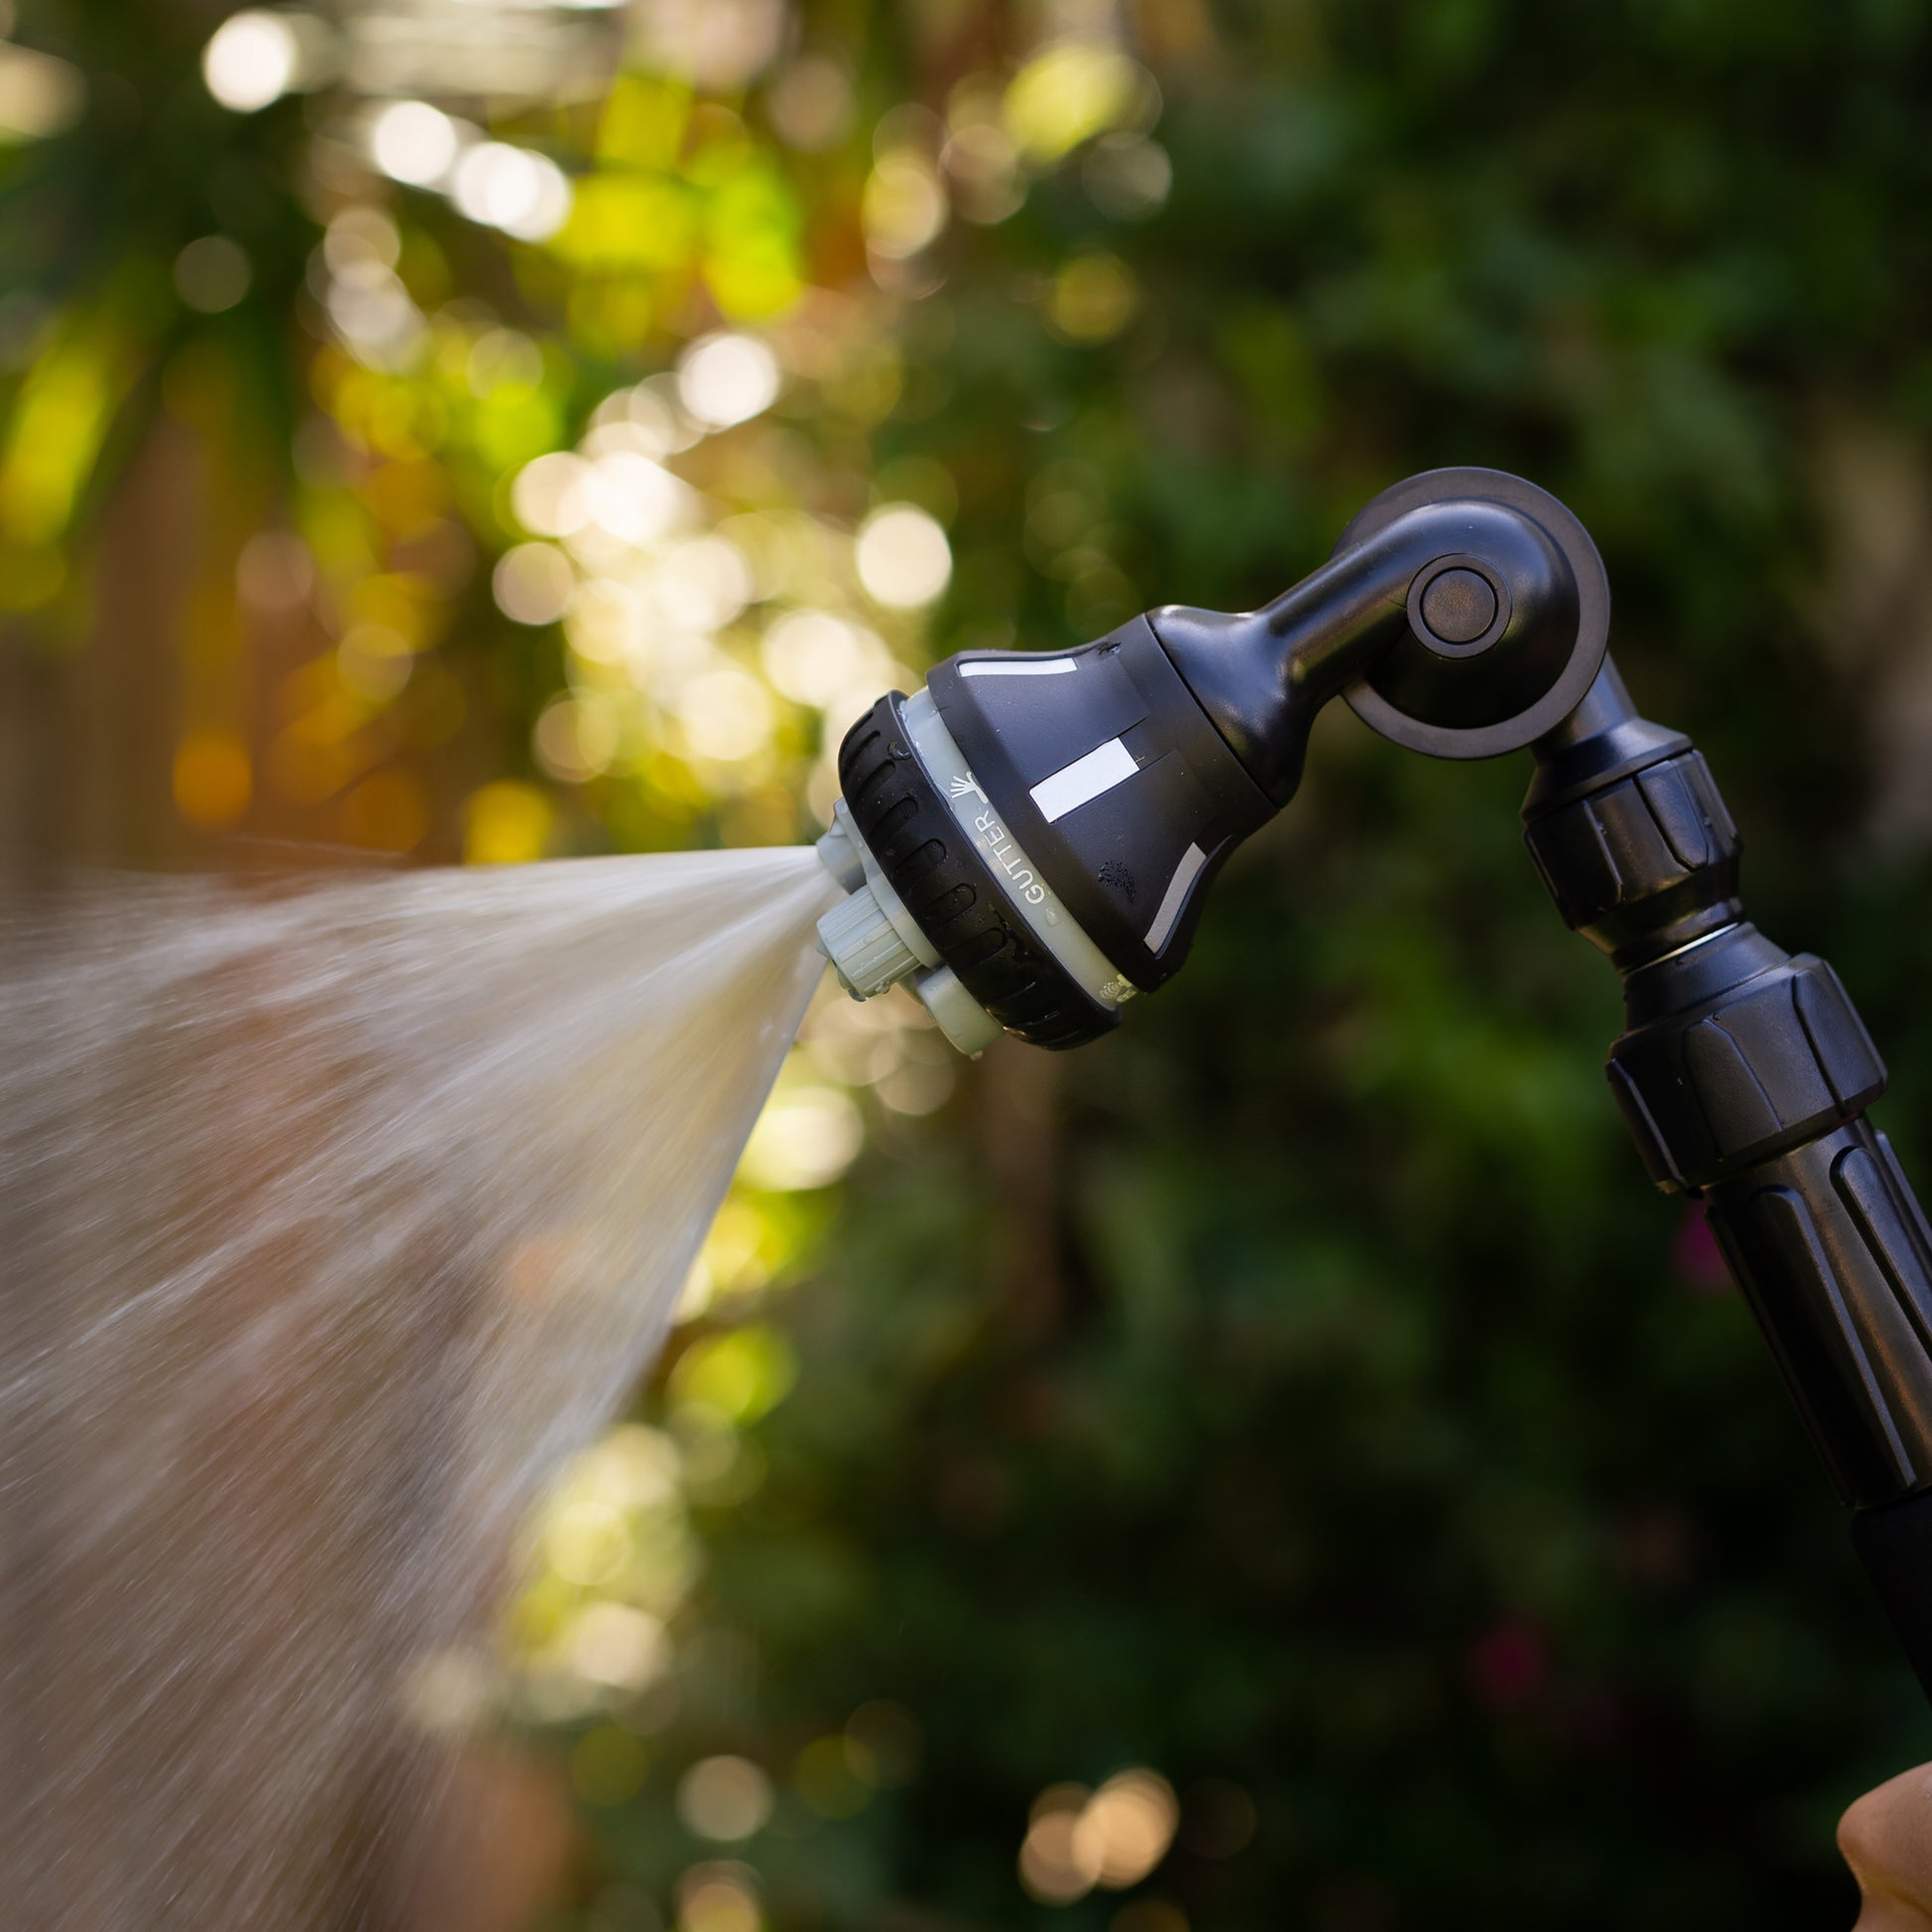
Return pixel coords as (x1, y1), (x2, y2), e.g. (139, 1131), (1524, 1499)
(1707, 1124), (1932, 1505)
(837, 695), (1116, 1047)
(1524, 748), (1740, 964)
(1608, 953), (1886, 1191)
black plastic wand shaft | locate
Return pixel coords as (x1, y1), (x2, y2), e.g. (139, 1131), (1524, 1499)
(1525, 661), (1932, 1702)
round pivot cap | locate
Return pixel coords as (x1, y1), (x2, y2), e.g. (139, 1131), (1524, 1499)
(1339, 468), (1610, 759)
(1416, 567), (1499, 647)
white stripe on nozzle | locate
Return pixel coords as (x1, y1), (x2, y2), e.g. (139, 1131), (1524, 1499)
(959, 657), (1078, 678)
(1144, 843), (1207, 951)
(1030, 738), (1139, 823)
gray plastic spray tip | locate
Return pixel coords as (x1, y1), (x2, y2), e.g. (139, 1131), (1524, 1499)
(814, 798), (1002, 1055)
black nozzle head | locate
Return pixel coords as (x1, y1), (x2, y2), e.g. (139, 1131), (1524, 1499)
(927, 618), (1276, 992)
(818, 467), (1612, 1059)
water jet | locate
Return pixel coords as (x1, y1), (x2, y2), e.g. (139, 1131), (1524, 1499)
(0, 848), (836, 1928)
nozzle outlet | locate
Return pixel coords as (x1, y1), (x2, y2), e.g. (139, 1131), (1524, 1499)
(817, 883), (922, 998)
(815, 794), (943, 1001)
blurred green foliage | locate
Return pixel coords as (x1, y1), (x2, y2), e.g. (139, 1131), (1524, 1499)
(12, 0), (1932, 1928)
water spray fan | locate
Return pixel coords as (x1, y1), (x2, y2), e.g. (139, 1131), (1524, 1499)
(815, 466), (1932, 1703)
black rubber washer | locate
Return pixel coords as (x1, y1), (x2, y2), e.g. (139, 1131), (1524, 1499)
(836, 693), (1119, 1049)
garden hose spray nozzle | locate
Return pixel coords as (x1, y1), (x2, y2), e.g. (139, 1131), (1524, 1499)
(815, 467), (1606, 1053)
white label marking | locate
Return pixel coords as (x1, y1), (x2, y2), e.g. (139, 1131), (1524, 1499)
(1029, 738), (1139, 823)
(959, 657), (1078, 679)
(1144, 843), (1207, 952)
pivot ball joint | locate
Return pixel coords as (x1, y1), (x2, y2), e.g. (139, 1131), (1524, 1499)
(814, 467), (1608, 1053)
